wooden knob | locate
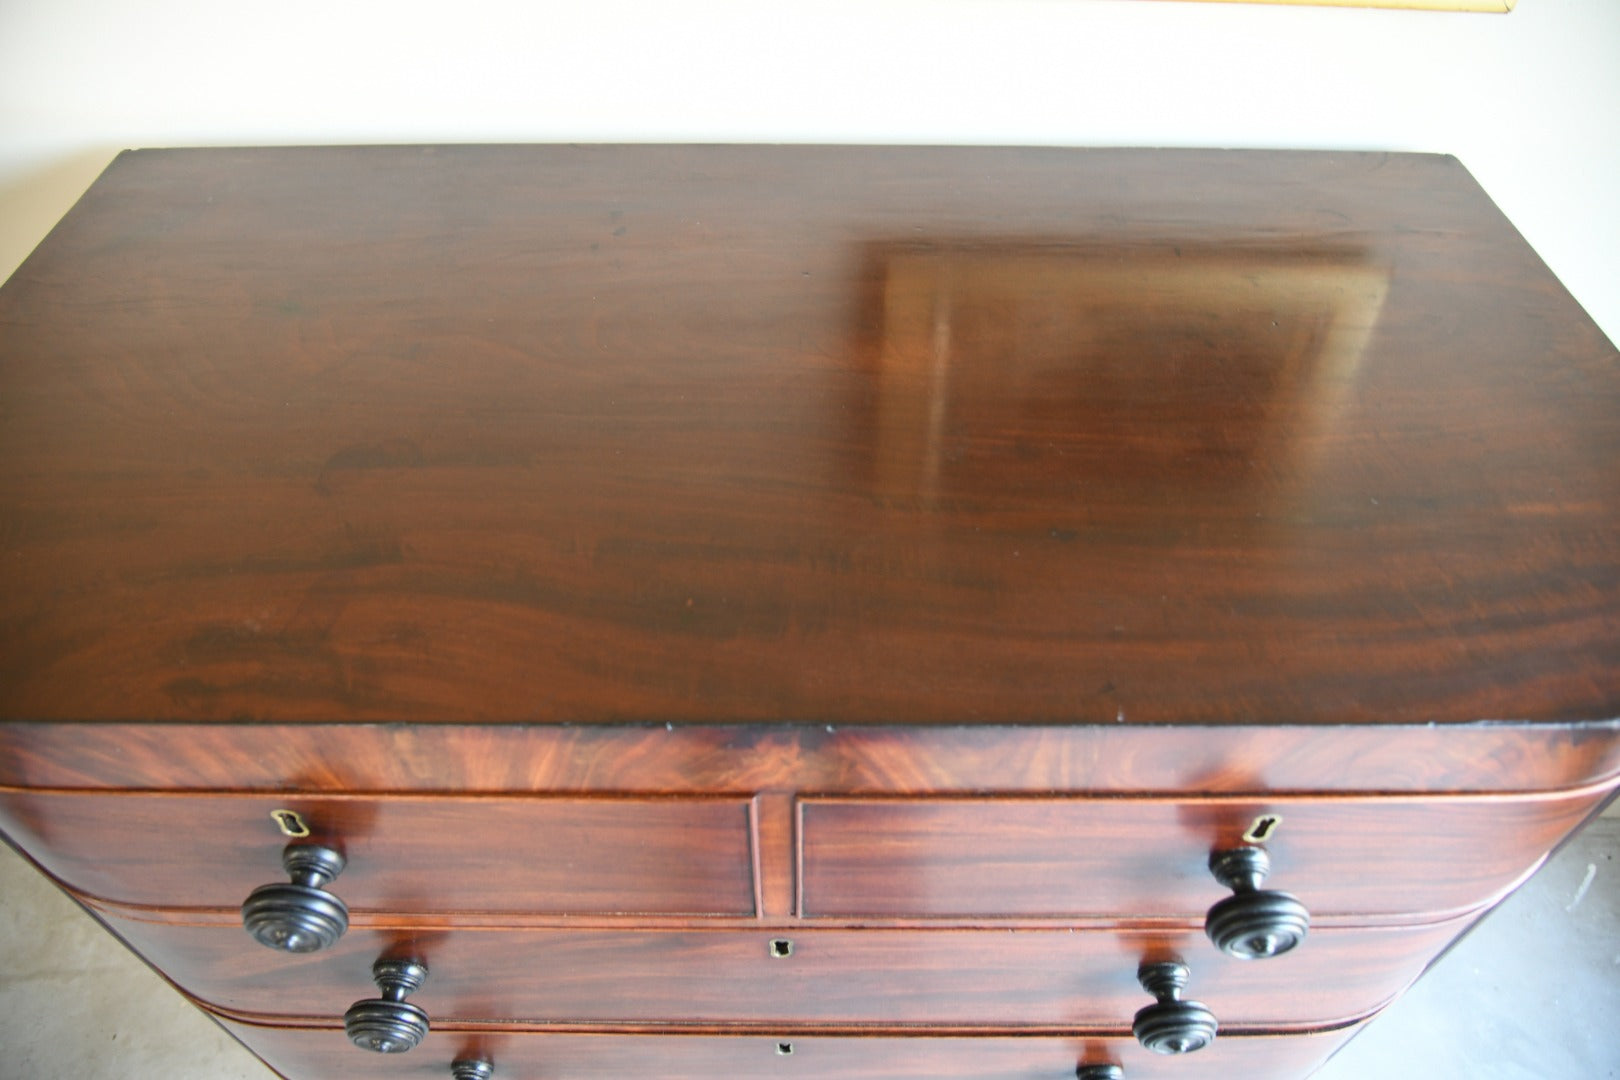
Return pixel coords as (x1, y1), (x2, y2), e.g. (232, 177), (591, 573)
(345, 959), (430, 1053)
(241, 843), (349, 953)
(1132, 961), (1217, 1055)
(1205, 847), (1310, 959)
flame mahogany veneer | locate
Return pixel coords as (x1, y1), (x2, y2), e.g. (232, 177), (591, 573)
(2, 146), (1618, 1080)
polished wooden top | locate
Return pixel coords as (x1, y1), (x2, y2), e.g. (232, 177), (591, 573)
(1, 146), (1615, 727)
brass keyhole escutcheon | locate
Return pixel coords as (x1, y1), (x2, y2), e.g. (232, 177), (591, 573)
(769, 938), (794, 958)
(1241, 814), (1281, 845)
(269, 809), (311, 838)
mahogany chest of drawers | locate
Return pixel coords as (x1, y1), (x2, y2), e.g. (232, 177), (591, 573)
(2, 145), (1617, 1080)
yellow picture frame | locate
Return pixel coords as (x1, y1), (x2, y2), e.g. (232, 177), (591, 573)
(1154, 0), (1514, 11)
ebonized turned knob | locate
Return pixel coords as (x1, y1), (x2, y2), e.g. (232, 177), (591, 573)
(1076, 1065), (1124, 1080)
(344, 959), (431, 1054)
(1205, 847), (1310, 959)
(241, 843), (350, 953)
(1132, 961), (1217, 1055)
(452, 1060), (494, 1080)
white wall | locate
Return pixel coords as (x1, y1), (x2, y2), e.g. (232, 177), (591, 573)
(3, 0), (1617, 342)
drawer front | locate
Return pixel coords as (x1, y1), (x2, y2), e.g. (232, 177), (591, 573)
(102, 915), (1462, 1028)
(216, 1018), (1364, 1080)
(0, 791), (755, 916)
(800, 790), (1605, 919)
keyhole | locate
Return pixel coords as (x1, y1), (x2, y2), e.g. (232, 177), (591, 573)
(770, 938), (794, 958)
(776, 1042), (794, 1056)
(270, 809), (310, 838)
(1243, 814), (1281, 844)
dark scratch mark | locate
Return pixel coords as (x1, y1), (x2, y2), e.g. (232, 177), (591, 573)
(315, 439), (425, 495)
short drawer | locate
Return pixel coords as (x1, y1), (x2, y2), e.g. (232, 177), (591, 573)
(0, 791), (755, 916)
(799, 788), (1606, 920)
(215, 1016), (1366, 1080)
(99, 914), (1464, 1029)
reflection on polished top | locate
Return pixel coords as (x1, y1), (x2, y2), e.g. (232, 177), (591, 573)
(0, 146), (1615, 727)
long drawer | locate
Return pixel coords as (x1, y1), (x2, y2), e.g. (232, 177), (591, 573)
(100, 912), (1464, 1028)
(214, 1015), (1368, 1080)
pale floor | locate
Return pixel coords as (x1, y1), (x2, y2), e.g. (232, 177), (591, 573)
(2, 816), (1617, 1080)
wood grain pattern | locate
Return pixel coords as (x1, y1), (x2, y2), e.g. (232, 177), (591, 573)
(5, 720), (1620, 795)
(3, 783), (1600, 922)
(212, 1017), (1366, 1080)
(754, 793), (797, 918)
(1, 146), (1616, 730)
(798, 789), (1609, 919)
(1, 146), (1615, 1080)
(0, 791), (755, 915)
(98, 913), (1466, 1029)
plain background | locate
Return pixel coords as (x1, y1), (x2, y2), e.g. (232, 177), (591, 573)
(1, 0), (1619, 350)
